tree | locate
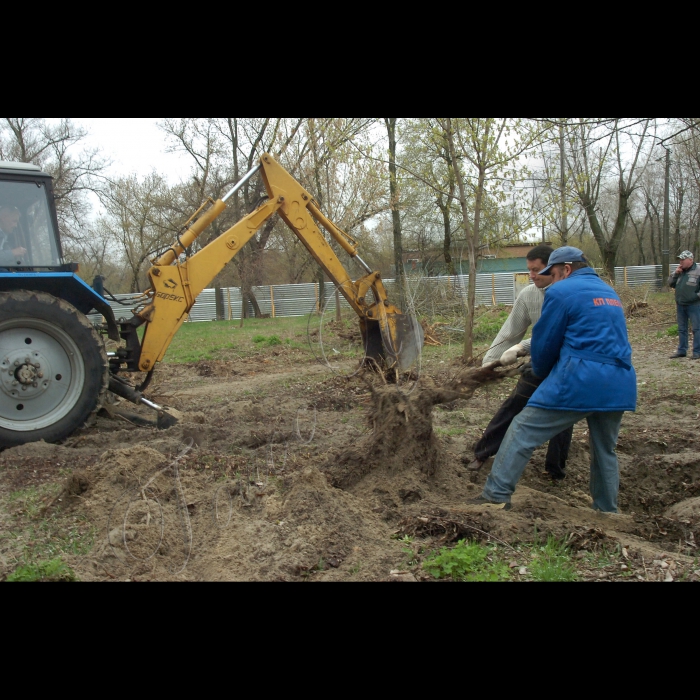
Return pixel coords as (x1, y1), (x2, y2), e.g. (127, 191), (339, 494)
(160, 118), (387, 317)
(94, 173), (175, 292)
(558, 118), (655, 278)
(440, 118), (542, 360)
(0, 117), (109, 259)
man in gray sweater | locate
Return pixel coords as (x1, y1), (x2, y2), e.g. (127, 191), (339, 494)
(464, 244), (573, 480)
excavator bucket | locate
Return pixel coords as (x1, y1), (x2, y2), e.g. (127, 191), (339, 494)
(361, 312), (424, 373)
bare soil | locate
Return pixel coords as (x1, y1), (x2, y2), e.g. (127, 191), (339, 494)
(2, 294), (700, 582)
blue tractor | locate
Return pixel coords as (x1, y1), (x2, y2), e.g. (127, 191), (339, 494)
(0, 161), (157, 448)
(0, 155), (424, 449)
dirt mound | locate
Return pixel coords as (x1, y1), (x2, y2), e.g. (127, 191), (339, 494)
(194, 466), (404, 581)
(665, 497), (700, 522)
(58, 444), (406, 581)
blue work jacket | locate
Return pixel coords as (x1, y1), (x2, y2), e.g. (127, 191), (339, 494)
(528, 267), (637, 412)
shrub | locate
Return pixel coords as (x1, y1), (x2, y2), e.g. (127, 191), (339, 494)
(252, 334), (283, 346)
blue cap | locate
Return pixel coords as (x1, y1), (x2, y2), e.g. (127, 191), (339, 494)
(539, 246), (588, 276)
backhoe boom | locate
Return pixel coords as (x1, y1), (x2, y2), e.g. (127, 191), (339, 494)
(135, 153), (422, 373)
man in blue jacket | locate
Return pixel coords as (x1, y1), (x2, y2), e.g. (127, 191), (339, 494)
(468, 246), (636, 513)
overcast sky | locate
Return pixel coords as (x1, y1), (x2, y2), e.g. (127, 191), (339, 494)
(73, 118), (191, 182)
(71, 118), (543, 241)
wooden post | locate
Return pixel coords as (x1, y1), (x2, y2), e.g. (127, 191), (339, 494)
(335, 289), (341, 322)
(624, 267), (628, 285)
(227, 288), (232, 320)
(314, 282), (319, 313)
(270, 286), (276, 318)
(492, 274), (496, 306)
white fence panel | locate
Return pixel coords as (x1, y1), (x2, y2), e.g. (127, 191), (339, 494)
(86, 264), (676, 326)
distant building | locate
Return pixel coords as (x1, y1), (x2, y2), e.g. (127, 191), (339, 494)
(401, 241), (552, 276)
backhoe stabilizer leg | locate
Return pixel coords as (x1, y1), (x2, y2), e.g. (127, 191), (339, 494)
(108, 375), (182, 429)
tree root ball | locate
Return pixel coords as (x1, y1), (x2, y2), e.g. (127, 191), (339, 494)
(329, 363), (515, 488)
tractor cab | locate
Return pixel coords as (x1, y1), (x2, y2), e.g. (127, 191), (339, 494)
(0, 161), (63, 270)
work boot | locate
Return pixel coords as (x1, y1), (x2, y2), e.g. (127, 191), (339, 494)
(464, 457), (485, 471)
(466, 496), (511, 511)
(669, 352), (687, 358)
(543, 469), (566, 481)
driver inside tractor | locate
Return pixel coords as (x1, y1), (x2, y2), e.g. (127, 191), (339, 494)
(0, 180), (61, 269)
(0, 205), (27, 266)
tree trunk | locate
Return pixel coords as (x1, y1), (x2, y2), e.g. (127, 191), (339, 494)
(442, 118), (478, 362)
(385, 118), (405, 309)
(317, 268), (325, 314)
(581, 186), (630, 279)
(674, 187), (684, 255)
(559, 121), (568, 245)
(437, 195), (456, 276)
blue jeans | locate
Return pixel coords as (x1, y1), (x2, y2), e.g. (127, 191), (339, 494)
(481, 407), (624, 512)
(676, 303), (700, 356)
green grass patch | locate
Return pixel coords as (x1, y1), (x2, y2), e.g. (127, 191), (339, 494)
(1, 485), (97, 570)
(8, 484), (61, 519)
(252, 334), (283, 346)
(473, 308), (509, 342)
(7, 557), (78, 582)
(527, 535), (579, 582)
(161, 316), (311, 362)
(422, 539), (511, 582)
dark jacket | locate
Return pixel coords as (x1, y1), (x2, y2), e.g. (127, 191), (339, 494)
(668, 262), (700, 306)
(0, 228), (20, 266)
(528, 267), (637, 412)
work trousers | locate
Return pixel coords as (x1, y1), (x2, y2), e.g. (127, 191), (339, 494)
(676, 302), (700, 357)
(473, 370), (573, 477)
(481, 407), (624, 512)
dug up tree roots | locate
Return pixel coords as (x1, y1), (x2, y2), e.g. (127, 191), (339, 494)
(328, 363), (517, 489)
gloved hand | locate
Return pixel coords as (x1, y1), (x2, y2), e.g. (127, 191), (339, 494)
(500, 343), (525, 365)
(518, 361), (540, 381)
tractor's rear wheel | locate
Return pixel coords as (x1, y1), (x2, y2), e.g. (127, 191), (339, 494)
(0, 291), (108, 448)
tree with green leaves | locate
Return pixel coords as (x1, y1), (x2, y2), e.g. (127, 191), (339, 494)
(439, 118), (544, 361)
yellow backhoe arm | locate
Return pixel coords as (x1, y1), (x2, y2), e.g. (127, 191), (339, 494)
(135, 153), (422, 372)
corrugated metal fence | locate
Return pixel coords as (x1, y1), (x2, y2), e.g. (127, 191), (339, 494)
(88, 264), (676, 324)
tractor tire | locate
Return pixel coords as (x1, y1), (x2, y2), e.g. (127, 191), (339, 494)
(0, 290), (109, 449)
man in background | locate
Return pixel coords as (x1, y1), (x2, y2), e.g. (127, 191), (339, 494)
(668, 250), (700, 360)
(464, 244), (572, 480)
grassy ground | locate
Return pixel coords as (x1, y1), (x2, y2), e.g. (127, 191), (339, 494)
(162, 315), (315, 363)
(160, 306), (513, 365)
